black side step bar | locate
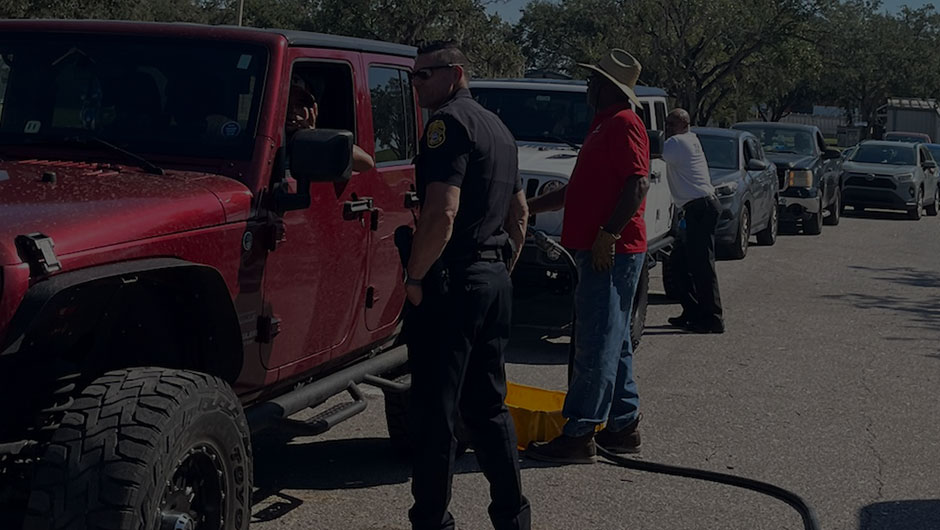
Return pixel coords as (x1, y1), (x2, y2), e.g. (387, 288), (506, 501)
(277, 383), (368, 437)
(246, 345), (409, 434)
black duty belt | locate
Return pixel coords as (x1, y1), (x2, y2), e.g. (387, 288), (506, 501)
(442, 248), (505, 267)
(684, 195), (718, 208)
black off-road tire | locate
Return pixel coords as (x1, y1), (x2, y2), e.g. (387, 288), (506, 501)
(630, 257), (650, 352)
(24, 368), (252, 530)
(824, 188), (841, 226)
(756, 203), (779, 246)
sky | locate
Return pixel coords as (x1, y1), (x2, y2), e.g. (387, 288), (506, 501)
(486, 0), (938, 24)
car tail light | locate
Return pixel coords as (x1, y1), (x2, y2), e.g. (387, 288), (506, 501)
(788, 170), (813, 188)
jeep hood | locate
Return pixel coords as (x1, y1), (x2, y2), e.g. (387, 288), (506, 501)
(0, 160), (252, 266)
(517, 143), (579, 178)
(764, 152), (815, 169)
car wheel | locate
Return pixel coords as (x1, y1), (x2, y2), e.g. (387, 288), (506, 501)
(726, 206), (749, 259)
(630, 256), (650, 352)
(908, 188), (923, 220)
(24, 369), (252, 530)
(824, 188), (841, 226)
(756, 201), (778, 246)
(926, 186), (939, 216)
(804, 196), (823, 235)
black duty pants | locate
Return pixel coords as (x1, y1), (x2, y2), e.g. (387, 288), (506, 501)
(676, 195), (724, 325)
(406, 260), (531, 530)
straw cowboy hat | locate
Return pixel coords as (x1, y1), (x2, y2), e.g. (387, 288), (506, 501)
(578, 49), (642, 108)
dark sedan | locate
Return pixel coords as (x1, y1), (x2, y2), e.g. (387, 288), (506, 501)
(731, 122), (842, 234)
(694, 127), (780, 259)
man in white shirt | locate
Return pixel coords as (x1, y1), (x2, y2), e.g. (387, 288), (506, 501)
(662, 109), (724, 333)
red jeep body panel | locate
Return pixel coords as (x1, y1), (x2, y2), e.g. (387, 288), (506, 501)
(0, 20), (418, 402)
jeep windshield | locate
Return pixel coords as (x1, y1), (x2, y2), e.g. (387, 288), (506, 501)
(473, 88), (591, 145)
(734, 125), (815, 156)
(698, 135), (739, 170)
(0, 34), (267, 162)
(850, 144), (916, 166)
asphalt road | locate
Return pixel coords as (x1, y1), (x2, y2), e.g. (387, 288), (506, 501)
(251, 208), (940, 530)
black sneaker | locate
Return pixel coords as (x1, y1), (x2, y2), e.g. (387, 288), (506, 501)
(525, 433), (596, 464)
(667, 315), (692, 329)
(689, 320), (725, 334)
(595, 415), (641, 454)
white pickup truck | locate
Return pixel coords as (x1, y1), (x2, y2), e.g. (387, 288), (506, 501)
(471, 78), (676, 348)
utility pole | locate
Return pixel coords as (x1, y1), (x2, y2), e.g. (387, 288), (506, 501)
(237, 0), (244, 26)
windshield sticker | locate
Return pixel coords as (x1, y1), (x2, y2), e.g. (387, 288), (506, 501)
(221, 121), (242, 137)
(237, 54), (252, 70)
(0, 170), (8, 182)
(24, 120), (41, 134)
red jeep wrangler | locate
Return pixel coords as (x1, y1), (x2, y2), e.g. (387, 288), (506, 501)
(0, 20), (421, 529)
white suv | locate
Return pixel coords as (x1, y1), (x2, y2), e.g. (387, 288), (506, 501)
(471, 78), (676, 348)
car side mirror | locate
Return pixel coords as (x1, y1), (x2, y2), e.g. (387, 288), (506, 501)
(746, 158), (768, 171)
(822, 148), (841, 160)
(648, 129), (665, 158)
(289, 128), (354, 183)
(923, 160), (938, 170)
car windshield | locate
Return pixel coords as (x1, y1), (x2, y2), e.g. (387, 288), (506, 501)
(698, 134), (739, 171)
(734, 125), (815, 156)
(850, 144), (916, 165)
(473, 87), (592, 145)
(0, 34), (267, 161)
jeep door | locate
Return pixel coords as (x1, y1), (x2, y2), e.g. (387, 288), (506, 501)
(262, 50), (372, 372)
(360, 56), (419, 334)
(639, 97), (672, 242)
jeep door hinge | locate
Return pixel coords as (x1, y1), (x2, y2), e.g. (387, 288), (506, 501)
(15, 233), (62, 276)
(257, 315), (282, 343)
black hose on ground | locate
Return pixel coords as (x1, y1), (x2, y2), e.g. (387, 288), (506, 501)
(527, 229), (821, 530)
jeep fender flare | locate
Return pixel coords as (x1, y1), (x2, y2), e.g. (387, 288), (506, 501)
(1, 258), (243, 383)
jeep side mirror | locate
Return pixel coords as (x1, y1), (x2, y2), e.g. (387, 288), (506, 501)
(923, 160), (938, 170)
(648, 129), (665, 158)
(746, 158), (768, 171)
(822, 148), (841, 160)
(289, 128), (354, 183)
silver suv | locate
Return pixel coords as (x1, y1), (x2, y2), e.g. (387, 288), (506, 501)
(841, 140), (940, 220)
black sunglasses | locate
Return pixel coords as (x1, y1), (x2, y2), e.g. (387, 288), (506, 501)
(409, 63), (463, 81)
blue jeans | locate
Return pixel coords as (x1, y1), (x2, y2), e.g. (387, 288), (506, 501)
(562, 251), (644, 437)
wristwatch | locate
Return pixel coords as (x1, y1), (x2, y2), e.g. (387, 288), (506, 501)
(600, 226), (622, 240)
(404, 270), (423, 287)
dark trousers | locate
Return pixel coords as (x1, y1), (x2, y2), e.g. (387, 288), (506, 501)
(676, 195), (724, 325)
(406, 261), (531, 530)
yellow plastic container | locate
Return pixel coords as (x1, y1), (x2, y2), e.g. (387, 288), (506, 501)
(505, 382), (568, 450)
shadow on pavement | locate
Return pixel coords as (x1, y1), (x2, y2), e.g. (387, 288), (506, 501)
(822, 266), (940, 331)
(858, 499), (940, 530)
(251, 434), (563, 523)
(648, 293), (676, 306)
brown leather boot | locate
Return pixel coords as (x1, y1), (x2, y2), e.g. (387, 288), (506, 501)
(595, 415), (641, 454)
(525, 432), (596, 464)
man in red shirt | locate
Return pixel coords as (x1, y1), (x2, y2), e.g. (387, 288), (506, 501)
(526, 49), (650, 464)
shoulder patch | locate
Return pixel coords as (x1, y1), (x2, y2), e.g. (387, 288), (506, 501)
(427, 119), (446, 149)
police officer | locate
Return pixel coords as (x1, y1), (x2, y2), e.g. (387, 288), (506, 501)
(404, 41), (531, 530)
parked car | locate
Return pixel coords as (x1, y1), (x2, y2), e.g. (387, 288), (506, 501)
(471, 78), (676, 349)
(0, 20), (422, 529)
(693, 127), (780, 259)
(840, 140), (939, 219)
(884, 131), (932, 143)
(731, 122), (842, 234)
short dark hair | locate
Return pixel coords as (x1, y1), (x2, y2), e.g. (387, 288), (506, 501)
(417, 40), (469, 67)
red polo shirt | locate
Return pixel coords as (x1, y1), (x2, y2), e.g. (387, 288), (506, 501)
(561, 103), (650, 253)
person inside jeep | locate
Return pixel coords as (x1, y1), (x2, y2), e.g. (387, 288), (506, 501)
(286, 83), (374, 172)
